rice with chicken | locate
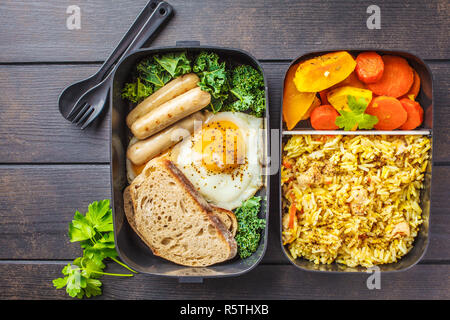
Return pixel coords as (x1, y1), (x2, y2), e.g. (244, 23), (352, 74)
(281, 135), (431, 268)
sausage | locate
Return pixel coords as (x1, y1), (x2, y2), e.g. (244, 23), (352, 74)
(131, 87), (211, 140)
(126, 73), (200, 128)
(127, 111), (206, 165)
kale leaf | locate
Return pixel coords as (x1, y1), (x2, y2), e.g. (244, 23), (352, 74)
(121, 78), (154, 104)
(193, 51), (230, 113)
(154, 51), (191, 77)
(122, 50), (266, 118)
(225, 65), (266, 117)
(137, 60), (172, 89)
(122, 51), (192, 103)
(234, 196), (266, 259)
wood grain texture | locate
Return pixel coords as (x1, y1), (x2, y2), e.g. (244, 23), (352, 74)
(0, 165), (449, 262)
(0, 61), (448, 163)
(0, 0), (448, 62)
(0, 64), (109, 163)
(0, 165), (111, 259)
(428, 62), (450, 162)
(0, 262), (448, 299)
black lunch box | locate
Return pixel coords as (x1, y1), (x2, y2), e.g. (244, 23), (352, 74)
(110, 43), (270, 282)
(279, 50), (434, 273)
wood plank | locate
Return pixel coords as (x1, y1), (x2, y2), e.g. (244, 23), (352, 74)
(0, 61), (449, 163)
(0, 262), (448, 299)
(428, 62), (450, 162)
(0, 0), (449, 62)
(0, 165), (449, 262)
(0, 165), (110, 259)
(0, 64), (110, 163)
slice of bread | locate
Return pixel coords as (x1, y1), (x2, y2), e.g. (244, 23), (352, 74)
(211, 206), (238, 237)
(123, 157), (237, 267)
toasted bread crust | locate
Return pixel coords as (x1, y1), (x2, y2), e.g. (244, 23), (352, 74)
(211, 206), (238, 237)
(123, 186), (159, 256)
(163, 158), (237, 259)
(163, 158), (213, 214)
(206, 212), (237, 260)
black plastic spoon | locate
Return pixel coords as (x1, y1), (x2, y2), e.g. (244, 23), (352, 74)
(67, 2), (173, 129)
(58, 0), (163, 121)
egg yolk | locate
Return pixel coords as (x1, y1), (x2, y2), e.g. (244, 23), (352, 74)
(193, 120), (245, 173)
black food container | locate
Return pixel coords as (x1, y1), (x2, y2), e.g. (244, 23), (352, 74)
(279, 50), (433, 273)
(110, 43), (269, 282)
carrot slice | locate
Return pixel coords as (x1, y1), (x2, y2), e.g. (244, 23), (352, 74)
(310, 105), (339, 130)
(399, 98), (424, 130)
(283, 160), (292, 169)
(402, 70), (421, 99)
(288, 203), (296, 229)
(365, 96), (407, 130)
(355, 52), (384, 84)
(366, 55), (414, 98)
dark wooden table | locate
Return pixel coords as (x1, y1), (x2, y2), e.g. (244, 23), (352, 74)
(0, 0), (449, 300)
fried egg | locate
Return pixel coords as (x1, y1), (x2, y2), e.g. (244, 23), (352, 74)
(169, 111), (263, 210)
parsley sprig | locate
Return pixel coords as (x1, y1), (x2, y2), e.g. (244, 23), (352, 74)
(53, 200), (136, 299)
(335, 95), (378, 130)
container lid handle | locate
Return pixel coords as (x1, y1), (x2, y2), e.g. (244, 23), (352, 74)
(178, 277), (203, 284)
(176, 40), (200, 47)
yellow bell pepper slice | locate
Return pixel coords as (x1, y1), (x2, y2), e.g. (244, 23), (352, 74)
(327, 86), (373, 112)
(293, 51), (356, 92)
(283, 62), (316, 130)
